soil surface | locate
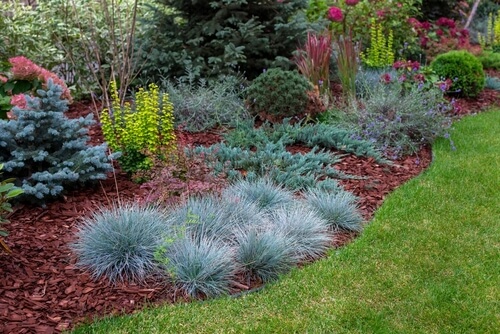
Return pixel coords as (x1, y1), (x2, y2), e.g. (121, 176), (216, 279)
(1, 86), (499, 333)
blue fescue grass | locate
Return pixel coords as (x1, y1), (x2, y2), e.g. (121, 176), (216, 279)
(71, 203), (169, 284)
(304, 188), (364, 232)
(163, 236), (237, 298)
(270, 204), (331, 261)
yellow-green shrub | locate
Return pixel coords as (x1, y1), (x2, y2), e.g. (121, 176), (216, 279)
(101, 81), (176, 176)
(360, 19), (394, 69)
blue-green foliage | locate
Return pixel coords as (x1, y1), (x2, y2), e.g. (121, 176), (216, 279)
(137, 0), (310, 82)
(168, 195), (262, 243)
(304, 188), (364, 232)
(71, 204), (168, 283)
(223, 120), (386, 162)
(234, 227), (295, 283)
(222, 178), (294, 212)
(193, 119), (384, 191)
(0, 80), (115, 202)
(163, 236), (236, 298)
(270, 205), (331, 261)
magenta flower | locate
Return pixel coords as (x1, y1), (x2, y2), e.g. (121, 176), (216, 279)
(327, 7), (343, 22)
(11, 94), (28, 110)
(345, 0), (359, 6)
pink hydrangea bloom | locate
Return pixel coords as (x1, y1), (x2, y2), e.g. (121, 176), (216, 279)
(38, 68), (73, 102)
(10, 94), (28, 110)
(327, 7), (343, 22)
(9, 56), (42, 81)
(345, 0), (359, 6)
(0, 75), (7, 84)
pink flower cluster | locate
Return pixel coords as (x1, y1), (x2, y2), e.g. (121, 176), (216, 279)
(408, 17), (469, 48)
(8, 56), (72, 103)
(393, 60), (420, 72)
(327, 7), (343, 22)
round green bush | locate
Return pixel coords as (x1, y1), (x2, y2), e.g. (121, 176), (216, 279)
(430, 50), (485, 98)
(245, 68), (313, 122)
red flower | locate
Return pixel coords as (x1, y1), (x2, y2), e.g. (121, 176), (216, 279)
(0, 75), (7, 84)
(380, 73), (392, 84)
(421, 21), (431, 30)
(436, 29), (443, 36)
(414, 73), (425, 82)
(376, 10), (385, 18)
(345, 0), (359, 6)
(408, 17), (421, 29)
(327, 6), (343, 22)
(436, 17), (455, 29)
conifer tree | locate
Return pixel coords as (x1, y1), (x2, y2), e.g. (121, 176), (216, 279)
(0, 80), (115, 202)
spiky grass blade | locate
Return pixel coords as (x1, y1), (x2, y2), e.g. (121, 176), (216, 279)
(71, 203), (168, 284)
(270, 205), (331, 261)
(304, 188), (364, 232)
(234, 227), (295, 283)
(165, 237), (236, 298)
(223, 178), (294, 212)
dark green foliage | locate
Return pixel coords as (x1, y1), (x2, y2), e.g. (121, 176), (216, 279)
(245, 68), (313, 122)
(430, 50), (485, 98)
(420, 0), (458, 21)
(0, 80), (115, 202)
(476, 51), (500, 70)
(137, 0), (309, 82)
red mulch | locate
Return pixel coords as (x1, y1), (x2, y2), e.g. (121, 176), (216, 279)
(1, 86), (499, 333)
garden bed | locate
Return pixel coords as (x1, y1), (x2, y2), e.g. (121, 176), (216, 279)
(0, 86), (499, 333)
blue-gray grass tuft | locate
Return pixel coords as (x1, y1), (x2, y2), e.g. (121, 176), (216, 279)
(304, 189), (364, 232)
(71, 203), (169, 284)
(270, 204), (331, 261)
(164, 237), (236, 298)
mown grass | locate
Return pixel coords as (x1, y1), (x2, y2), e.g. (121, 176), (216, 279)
(71, 110), (500, 334)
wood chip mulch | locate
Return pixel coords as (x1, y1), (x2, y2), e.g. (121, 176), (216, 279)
(0, 86), (497, 333)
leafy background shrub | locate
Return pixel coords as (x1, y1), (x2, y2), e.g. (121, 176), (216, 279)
(0, 164), (23, 254)
(72, 204), (168, 283)
(0, 81), (114, 202)
(136, 0), (309, 82)
(430, 50), (486, 98)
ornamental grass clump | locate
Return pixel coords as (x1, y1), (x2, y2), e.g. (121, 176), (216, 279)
(234, 227), (295, 283)
(100, 81), (176, 175)
(71, 203), (169, 284)
(161, 236), (237, 298)
(304, 188), (364, 232)
(222, 178), (294, 212)
(270, 204), (331, 261)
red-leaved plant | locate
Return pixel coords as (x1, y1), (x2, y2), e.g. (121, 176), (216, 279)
(293, 30), (332, 97)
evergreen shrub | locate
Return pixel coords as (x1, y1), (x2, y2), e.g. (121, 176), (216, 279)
(246, 68), (324, 123)
(430, 50), (486, 98)
(137, 0), (309, 82)
(0, 80), (114, 202)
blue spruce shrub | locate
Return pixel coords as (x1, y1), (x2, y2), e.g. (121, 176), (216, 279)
(71, 203), (169, 283)
(0, 80), (115, 202)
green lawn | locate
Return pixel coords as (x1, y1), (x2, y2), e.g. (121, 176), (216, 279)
(72, 110), (500, 334)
